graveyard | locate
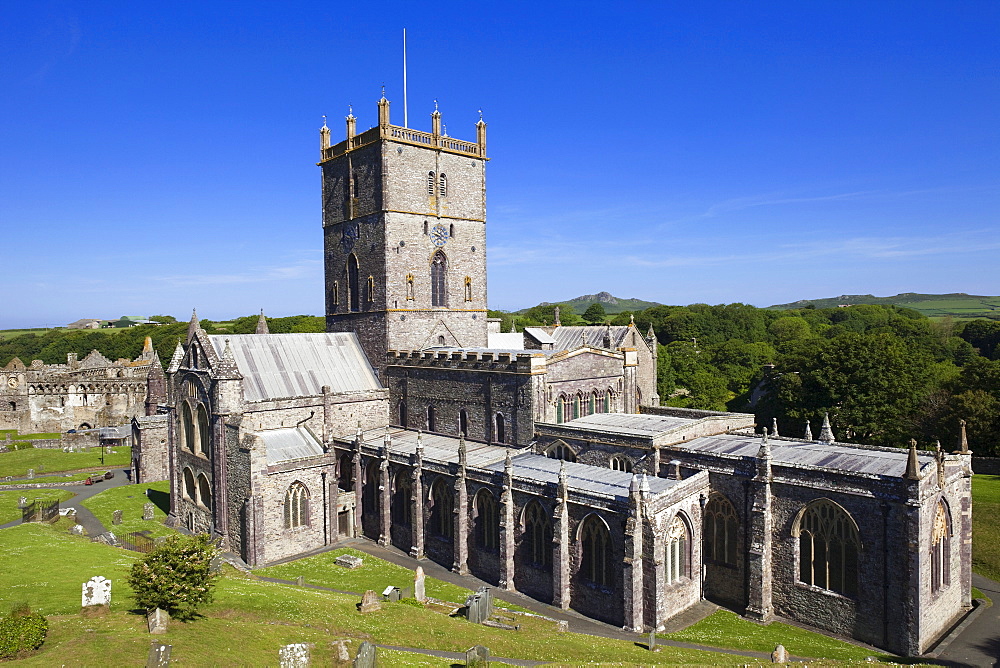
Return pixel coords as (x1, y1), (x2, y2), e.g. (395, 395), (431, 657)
(0, 503), (901, 665)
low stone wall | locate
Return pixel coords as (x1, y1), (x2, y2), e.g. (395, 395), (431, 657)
(973, 456), (1000, 475)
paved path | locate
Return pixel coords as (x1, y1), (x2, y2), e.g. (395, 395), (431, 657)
(0, 467), (132, 532)
(935, 573), (1000, 667)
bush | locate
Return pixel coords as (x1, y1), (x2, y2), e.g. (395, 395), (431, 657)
(0, 606), (48, 659)
(127, 534), (219, 620)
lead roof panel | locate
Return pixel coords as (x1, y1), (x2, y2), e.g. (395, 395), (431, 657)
(260, 426), (324, 465)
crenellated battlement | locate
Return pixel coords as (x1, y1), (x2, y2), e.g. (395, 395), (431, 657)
(386, 349), (547, 374)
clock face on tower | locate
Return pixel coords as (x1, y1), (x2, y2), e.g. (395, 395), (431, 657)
(7, 377), (18, 389)
(430, 224), (449, 247)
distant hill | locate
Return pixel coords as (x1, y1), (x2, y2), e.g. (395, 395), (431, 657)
(769, 293), (1000, 320)
(519, 292), (662, 315)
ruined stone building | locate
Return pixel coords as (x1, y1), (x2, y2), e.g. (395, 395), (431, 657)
(0, 338), (162, 434)
(152, 96), (972, 656)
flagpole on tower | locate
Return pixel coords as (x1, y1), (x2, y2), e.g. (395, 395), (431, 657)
(403, 28), (409, 128)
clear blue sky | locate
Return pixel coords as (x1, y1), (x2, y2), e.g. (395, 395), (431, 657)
(2, 2), (997, 328)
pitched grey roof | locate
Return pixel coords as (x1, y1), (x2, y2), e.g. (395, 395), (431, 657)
(484, 453), (679, 499)
(352, 428), (508, 469)
(522, 327), (556, 345)
(208, 333), (381, 402)
(259, 426), (324, 465)
(560, 413), (700, 438)
(549, 325), (631, 351)
(681, 433), (934, 478)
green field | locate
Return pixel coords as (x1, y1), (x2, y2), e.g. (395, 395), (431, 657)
(972, 474), (1000, 582)
(0, 447), (132, 479)
(769, 292), (1000, 320)
(0, 489), (75, 524)
(79, 480), (174, 538)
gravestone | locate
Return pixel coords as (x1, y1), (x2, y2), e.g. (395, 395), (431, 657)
(18, 496), (27, 508)
(353, 640), (376, 668)
(336, 554), (363, 569)
(555, 620), (569, 633)
(648, 629), (657, 650)
(464, 587), (493, 624)
(357, 590), (381, 613)
(413, 566), (426, 602)
(333, 640), (351, 661)
(771, 644), (788, 663)
(401, 586), (413, 599)
(112, 510), (123, 525)
(143, 503), (156, 520)
(279, 642), (312, 667)
(381, 586), (401, 602)
(146, 642), (171, 667)
(81, 575), (112, 611)
(70, 523), (85, 536)
(147, 608), (169, 634)
(465, 645), (489, 667)
(296, 575), (305, 586)
(27, 469), (34, 479)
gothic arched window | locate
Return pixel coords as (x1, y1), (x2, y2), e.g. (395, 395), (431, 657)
(430, 478), (453, 540)
(426, 405), (436, 433)
(495, 413), (506, 444)
(609, 455), (632, 472)
(182, 467), (196, 500)
(524, 500), (552, 569)
(363, 463), (379, 513)
(556, 395), (566, 423)
(181, 403), (195, 452)
(284, 482), (309, 529)
(545, 441), (577, 462)
(347, 254), (360, 312)
(793, 499), (860, 597)
(459, 408), (468, 437)
(439, 173), (447, 196)
(931, 500), (951, 593)
(392, 472), (412, 526)
(197, 473), (212, 511)
(464, 276), (472, 302)
(431, 251), (448, 307)
(427, 172), (435, 195)
(196, 404), (211, 457)
(665, 515), (689, 583)
(704, 495), (738, 566)
(580, 514), (612, 587)
(397, 400), (407, 427)
(337, 453), (352, 491)
(474, 490), (499, 551)
(366, 275), (375, 303)
(572, 394), (581, 420)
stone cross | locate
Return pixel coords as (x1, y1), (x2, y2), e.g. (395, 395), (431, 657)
(143, 503), (156, 520)
(414, 566), (426, 602)
(353, 640), (376, 668)
(466, 645), (490, 666)
(147, 608), (169, 635)
(771, 644), (788, 663)
(82, 576), (112, 608)
(112, 510), (123, 525)
(357, 590), (381, 613)
(146, 642), (171, 668)
(278, 643), (312, 667)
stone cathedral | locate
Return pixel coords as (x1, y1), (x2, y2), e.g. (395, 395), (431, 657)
(156, 95), (973, 657)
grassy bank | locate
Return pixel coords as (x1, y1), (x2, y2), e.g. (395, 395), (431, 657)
(0, 446), (132, 478)
(79, 480), (173, 538)
(972, 474), (1000, 582)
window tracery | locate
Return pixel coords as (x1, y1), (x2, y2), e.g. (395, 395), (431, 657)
(704, 494), (738, 566)
(284, 482), (309, 528)
(794, 499), (860, 596)
(665, 515), (689, 583)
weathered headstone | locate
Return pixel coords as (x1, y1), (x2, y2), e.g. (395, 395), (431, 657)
(353, 640), (376, 668)
(333, 640), (351, 661)
(466, 645), (490, 667)
(146, 642), (171, 667)
(296, 575), (305, 586)
(336, 554), (363, 569)
(648, 629), (657, 650)
(464, 587), (494, 624)
(555, 620), (569, 633)
(771, 644), (788, 663)
(147, 608), (169, 634)
(357, 590), (381, 613)
(414, 566), (426, 602)
(278, 642), (312, 667)
(381, 586), (401, 602)
(143, 502), (156, 520)
(70, 523), (86, 536)
(112, 509), (123, 525)
(17, 496), (27, 508)
(27, 469), (34, 479)
(82, 576), (112, 612)
(401, 586), (413, 599)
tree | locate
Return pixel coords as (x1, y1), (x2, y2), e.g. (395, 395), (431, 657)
(128, 534), (219, 620)
(582, 302), (607, 324)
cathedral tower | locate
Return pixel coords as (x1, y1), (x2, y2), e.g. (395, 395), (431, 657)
(319, 96), (489, 369)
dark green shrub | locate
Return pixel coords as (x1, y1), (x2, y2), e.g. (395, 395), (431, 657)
(0, 606), (48, 659)
(127, 534), (219, 620)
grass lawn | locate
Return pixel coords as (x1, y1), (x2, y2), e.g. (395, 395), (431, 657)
(1, 524), (742, 666)
(13, 432), (61, 440)
(80, 480), (174, 538)
(255, 547), (482, 606)
(661, 609), (891, 662)
(0, 446), (132, 478)
(0, 489), (75, 524)
(0, 471), (92, 486)
(972, 474), (1000, 582)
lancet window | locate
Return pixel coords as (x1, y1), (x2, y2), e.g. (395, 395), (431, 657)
(284, 482), (309, 529)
